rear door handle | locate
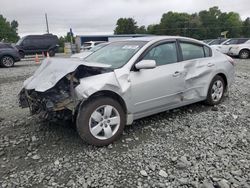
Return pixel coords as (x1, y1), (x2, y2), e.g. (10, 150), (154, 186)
(207, 63), (215, 67)
(173, 71), (181, 77)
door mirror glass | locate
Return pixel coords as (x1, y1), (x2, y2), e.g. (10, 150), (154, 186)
(135, 60), (156, 70)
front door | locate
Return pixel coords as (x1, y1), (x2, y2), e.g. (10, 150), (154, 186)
(129, 41), (185, 114)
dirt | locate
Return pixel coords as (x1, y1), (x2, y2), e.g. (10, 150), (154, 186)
(0, 58), (250, 187)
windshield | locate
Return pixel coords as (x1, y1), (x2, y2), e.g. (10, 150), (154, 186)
(16, 37), (24, 45)
(209, 39), (227, 45)
(84, 41), (146, 69)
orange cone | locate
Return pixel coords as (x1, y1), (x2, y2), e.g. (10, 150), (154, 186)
(46, 51), (50, 58)
(35, 54), (39, 64)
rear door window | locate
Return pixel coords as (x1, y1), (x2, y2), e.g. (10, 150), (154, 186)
(180, 42), (205, 60)
(237, 39), (248, 44)
(224, 39), (238, 45)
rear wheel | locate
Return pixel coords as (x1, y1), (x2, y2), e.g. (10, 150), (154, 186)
(205, 75), (225, 105)
(48, 49), (55, 57)
(239, 49), (249, 59)
(0, 56), (14, 68)
(76, 97), (125, 146)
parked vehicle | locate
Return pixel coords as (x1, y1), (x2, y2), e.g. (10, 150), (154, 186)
(19, 36), (235, 146)
(215, 38), (249, 54)
(0, 42), (21, 68)
(208, 38), (228, 46)
(71, 43), (109, 59)
(202, 39), (213, 44)
(227, 39), (250, 59)
(80, 41), (107, 51)
(15, 34), (59, 58)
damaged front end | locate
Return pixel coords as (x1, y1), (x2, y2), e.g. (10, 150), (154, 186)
(18, 59), (112, 121)
(19, 74), (78, 121)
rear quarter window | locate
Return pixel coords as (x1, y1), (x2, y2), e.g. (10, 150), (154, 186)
(204, 46), (212, 57)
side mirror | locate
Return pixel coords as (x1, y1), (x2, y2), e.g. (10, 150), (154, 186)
(135, 60), (156, 70)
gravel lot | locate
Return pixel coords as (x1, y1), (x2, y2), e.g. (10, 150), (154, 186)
(0, 57), (250, 188)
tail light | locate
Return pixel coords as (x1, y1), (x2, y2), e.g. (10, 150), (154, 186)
(226, 55), (235, 66)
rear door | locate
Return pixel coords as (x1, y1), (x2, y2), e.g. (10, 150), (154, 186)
(178, 40), (214, 102)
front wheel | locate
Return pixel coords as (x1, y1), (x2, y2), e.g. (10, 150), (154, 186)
(48, 49), (55, 57)
(205, 75), (225, 105)
(0, 56), (14, 68)
(76, 97), (125, 146)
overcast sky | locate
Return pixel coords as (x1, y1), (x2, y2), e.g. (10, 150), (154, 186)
(1, 0), (249, 37)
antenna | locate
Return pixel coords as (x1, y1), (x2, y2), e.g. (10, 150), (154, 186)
(45, 13), (49, 34)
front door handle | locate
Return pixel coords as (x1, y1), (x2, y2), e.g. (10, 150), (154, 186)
(207, 63), (215, 67)
(173, 71), (181, 77)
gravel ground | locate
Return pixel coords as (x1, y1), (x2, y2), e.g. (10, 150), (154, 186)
(0, 58), (250, 188)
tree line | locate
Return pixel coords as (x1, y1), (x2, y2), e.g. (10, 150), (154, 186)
(114, 7), (250, 39)
(0, 15), (19, 42)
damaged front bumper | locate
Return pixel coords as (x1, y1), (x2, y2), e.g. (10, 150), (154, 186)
(18, 74), (80, 121)
(18, 58), (116, 121)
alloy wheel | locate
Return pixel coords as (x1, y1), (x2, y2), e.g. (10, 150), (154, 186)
(240, 51), (249, 59)
(211, 80), (224, 102)
(2, 56), (14, 67)
(89, 105), (121, 140)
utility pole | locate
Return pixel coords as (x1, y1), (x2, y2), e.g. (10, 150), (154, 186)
(45, 13), (49, 34)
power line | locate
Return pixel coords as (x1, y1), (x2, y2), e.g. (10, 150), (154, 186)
(151, 26), (250, 31)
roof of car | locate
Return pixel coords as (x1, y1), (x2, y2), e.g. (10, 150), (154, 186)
(125, 36), (204, 44)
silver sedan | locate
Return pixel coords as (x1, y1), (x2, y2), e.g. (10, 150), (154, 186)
(19, 36), (235, 146)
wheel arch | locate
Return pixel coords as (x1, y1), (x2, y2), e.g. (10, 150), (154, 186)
(1, 54), (15, 60)
(205, 72), (228, 96)
(78, 90), (128, 115)
(217, 73), (228, 89)
(239, 48), (250, 54)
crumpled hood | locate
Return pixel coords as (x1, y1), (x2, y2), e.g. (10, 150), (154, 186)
(23, 58), (111, 92)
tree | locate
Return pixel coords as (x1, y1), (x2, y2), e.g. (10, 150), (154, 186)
(218, 12), (242, 38)
(136, 26), (147, 34)
(158, 12), (191, 36)
(0, 15), (19, 42)
(114, 7), (246, 39)
(242, 17), (250, 37)
(199, 7), (222, 39)
(114, 18), (138, 34)
(147, 24), (161, 35)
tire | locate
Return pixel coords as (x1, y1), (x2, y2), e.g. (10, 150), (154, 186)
(76, 97), (125, 146)
(0, 56), (15, 68)
(19, 51), (25, 58)
(239, 49), (250, 59)
(205, 75), (225, 105)
(48, 49), (55, 57)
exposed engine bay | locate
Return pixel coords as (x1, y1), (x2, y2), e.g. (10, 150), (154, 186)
(19, 64), (111, 121)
